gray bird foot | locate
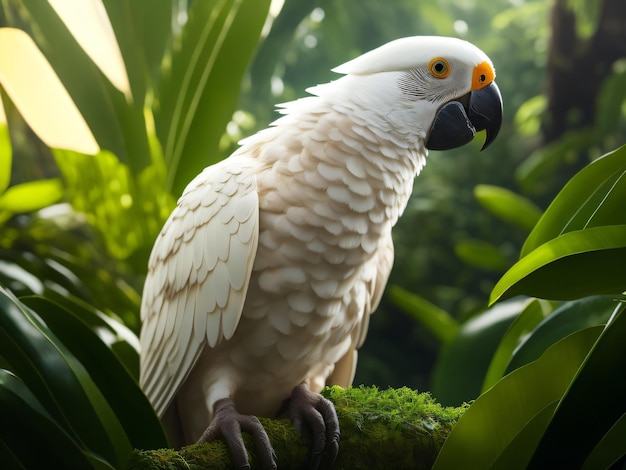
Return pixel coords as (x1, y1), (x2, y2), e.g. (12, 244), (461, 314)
(282, 383), (340, 469)
(198, 398), (277, 470)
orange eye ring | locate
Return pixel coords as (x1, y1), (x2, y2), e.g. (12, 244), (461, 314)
(429, 58), (450, 78)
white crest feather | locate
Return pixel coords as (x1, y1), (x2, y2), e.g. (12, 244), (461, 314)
(332, 36), (492, 75)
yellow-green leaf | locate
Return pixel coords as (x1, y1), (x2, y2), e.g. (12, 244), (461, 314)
(47, 0), (131, 99)
(0, 28), (99, 155)
(0, 179), (63, 213)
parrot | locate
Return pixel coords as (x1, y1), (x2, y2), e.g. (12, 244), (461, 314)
(140, 35), (502, 469)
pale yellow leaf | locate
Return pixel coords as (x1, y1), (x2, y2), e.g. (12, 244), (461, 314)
(0, 28), (99, 155)
(48, 0), (132, 100)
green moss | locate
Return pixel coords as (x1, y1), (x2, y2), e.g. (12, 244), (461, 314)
(127, 386), (467, 469)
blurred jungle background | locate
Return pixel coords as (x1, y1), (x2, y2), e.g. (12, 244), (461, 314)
(1, 0), (625, 467)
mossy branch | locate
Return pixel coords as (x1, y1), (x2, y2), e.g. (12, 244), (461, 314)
(127, 386), (466, 469)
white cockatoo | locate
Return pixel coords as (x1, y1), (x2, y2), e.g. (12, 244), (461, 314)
(140, 36), (502, 468)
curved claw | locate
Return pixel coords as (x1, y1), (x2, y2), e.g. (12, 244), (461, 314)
(283, 383), (340, 469)
(199, 398), (277, 470)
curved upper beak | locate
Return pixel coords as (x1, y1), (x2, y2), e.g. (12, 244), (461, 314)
(426, 81), (503, 151)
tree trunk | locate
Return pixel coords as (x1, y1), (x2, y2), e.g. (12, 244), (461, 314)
(544, 0), (626, 144)
(127, 386), (465, 469)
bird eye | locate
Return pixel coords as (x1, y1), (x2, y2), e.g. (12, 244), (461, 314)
(429, 58), (450, 78)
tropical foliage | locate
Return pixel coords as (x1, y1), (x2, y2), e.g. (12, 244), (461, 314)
(0, 0), (625, 468)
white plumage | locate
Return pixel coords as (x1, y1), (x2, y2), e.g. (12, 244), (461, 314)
(140, 36), (501, 455)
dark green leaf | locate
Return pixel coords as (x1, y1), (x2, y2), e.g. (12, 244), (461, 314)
(41, 290), (140, 377)
(433, 326), (602, 470)
(0, 286), (130, 467)
(20, 295), (168, 450)
(582, 413), (626, 470)
(490, 225), (626, 304)
(529, 305), (626, 467)
(506, 295), (621, 372)
(489, 402), (558, 470)
(0, 369), (103, 469)
(481, 298), (553, 392)
(431, 299), (525, 405)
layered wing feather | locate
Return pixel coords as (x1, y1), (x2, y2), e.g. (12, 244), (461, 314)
(140, 159), (259, 416)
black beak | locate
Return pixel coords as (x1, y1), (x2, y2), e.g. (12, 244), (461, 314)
(426, 81), (503, 151)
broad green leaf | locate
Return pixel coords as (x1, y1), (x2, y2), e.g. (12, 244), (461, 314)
(474, 184), (542, 232)
(0, 28), (99, 154)
(101, 0), (173, 106)
(0, 178), (63, 213)
(481, 298), (553, 392)
(0, 121), (11, 194)
(506, 295), (620, 373)
(490, 225), (626, 304)
(156, 0), (272, 195)
(433, 326), (602, 470)
(582, 413), (626, 470)
(0, 369), (104, 469)
(48, 0), (131, 98)
(40, 289), (140, 377)
(529, 305), (626, 467)
(522, 144), (626, 257)
(21, 296), (168, 450)
(0, 260), (43, 296)
(489, 402), (558, 470)
(387, 285), (459, 344)
(0, 286), (131, 467)
(12, 0), (151, 170)
(454, 239), (510, 271)
(431, 299), (525, 406)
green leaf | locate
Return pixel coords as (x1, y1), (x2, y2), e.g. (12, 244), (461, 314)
(474, 184), (542, 232)
(529, 305), (626, 467)
(0, 178), (63, 213)
(454, 239), (510, 271)
(0, 121), (11, 194)
(387, 285), (459, 344)
(490, 225), (626, 304)
(156, 0), (272, 195)
(0, 27), (100, 154)
(20, 295), (168, 450)
(431, 299), (525, 406)
(582, 413), (626, 470)
(47, 0), (131, 98)
(101, 0), (173, 106)
(433, 326), (602, 470)
(0, 285), (131, 467)
(13, 0), (150, 170)
(489, 402), (558, 470)
(481, 298), (553, 392)
(506, 295), (620, 372)
(0, 369), (105, 469)
(522, 144), (626, 257)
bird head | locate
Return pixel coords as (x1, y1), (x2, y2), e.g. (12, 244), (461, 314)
(331, 36), (503, 151)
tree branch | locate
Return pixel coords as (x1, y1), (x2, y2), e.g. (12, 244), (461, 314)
(127, 386), (466, 469)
